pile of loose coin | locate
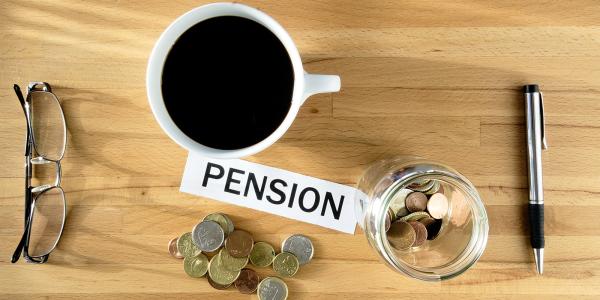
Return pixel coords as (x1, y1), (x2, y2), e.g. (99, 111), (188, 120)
(386, 180), (449, 250)
(167, 212), (315, 300)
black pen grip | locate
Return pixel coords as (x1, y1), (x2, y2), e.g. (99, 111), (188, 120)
(529, 203), (545, 249)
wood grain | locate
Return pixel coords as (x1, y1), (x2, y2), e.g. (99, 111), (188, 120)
(1, 0), (599, 299)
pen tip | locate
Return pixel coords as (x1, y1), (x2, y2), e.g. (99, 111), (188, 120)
(534, 248), (544, 275)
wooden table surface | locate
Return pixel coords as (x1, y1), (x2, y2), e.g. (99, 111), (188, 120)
(2, 1), (600, 299)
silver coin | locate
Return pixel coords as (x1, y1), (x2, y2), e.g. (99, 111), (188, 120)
(281, 234), (314, 265)
(203, 212), (235, 236)
(192, 220), (225, 252)
(257, 277), (288, 300)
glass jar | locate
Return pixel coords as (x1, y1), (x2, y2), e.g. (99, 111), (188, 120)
(355, 157), (489, 281)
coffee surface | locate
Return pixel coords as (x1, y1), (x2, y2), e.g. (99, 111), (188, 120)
(162, 16), (294, 150)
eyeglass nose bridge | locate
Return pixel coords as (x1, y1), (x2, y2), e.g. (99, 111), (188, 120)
(31, 156), (53, 165)
(30, 156), (62, 188)
(31, 184), (54, 194)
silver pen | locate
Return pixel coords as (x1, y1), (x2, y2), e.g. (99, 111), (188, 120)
(524, 84), (547, 275)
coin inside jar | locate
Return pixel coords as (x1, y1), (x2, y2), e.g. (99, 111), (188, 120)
(177, 232), (201, 258)
(389, 188), (411, 218)
(405, 192), (428, 212)
(183, 253), (209, 278)
(385, 210), (392, 232)
(258, 277), (288, 300)
(408, 179), (435, 192)
(272, 252), (299, 277)
(424, 180), (441, 195)
(387, 220), (416, 250)
(234, 268), (260, 294)
(399, 211), (430, 222)
(250, 241), (276, 267)
(225, 230), (254, 258)
(193, 220), (225, 252)
(408, 221), (428, 247)
(427, 193), (449, 219)
(168, 237), (184, 259)
(281, 234), (314, 266)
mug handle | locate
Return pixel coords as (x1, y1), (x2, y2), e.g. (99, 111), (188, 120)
(302, 72), (341, 103)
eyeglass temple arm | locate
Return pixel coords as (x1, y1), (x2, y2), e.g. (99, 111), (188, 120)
(13, 84), (31, 156)
(12, 84), (34, 263)
(11, 224), (28, 263)
(11, 205), (32, 263)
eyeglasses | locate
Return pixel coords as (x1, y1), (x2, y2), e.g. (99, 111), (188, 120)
(11, 82), (67, 264)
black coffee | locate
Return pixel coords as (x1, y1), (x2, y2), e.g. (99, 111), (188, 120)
(161, 16), (294, 150)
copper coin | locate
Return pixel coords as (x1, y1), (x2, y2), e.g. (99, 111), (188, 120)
(405, 192), (428, 212)
(234, 268), (260, 294)
(168, 237), (184, 259)
(225, 230), (254, 258)
(408, 221), (428, 247)
(426, 219), (443, 240)
(427, 193), (449, 219)
(208, 276), (232, 290)
(387, 220), (416, 250)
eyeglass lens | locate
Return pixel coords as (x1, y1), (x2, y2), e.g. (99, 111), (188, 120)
(28, 187), (65, 257)
(30, 91), (66, 161)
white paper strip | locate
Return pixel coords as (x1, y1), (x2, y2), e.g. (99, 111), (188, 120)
(180, 152), (357, 234)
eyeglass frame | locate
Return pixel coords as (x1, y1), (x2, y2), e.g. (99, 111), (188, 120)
(11, 82), (67, 264)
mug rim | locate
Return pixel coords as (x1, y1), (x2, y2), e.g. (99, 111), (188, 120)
(146, 2), (305, 158)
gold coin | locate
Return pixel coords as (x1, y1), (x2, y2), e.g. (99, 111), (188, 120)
(387, 220), (416, 250)
(272, 252), (299, 277)
(183, 253), (209, 278)
(218, 248), (249, 271)
(408, 179), (435, 192)
(250, 241), (276, 267)
(389, 188), (411, 217)
(203, 212), (234, 236)
(177, 232), (201, 258)
(208, 251), (241, 285)
(399, 211), (431, 222)
(208, 276), (232, 290)
(424, 181), (441, 195)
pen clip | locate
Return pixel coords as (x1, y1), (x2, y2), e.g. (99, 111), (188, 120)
(539, 92), (548, 150)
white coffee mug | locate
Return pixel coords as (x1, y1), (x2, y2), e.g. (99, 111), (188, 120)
(146, 2), (341, 158)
